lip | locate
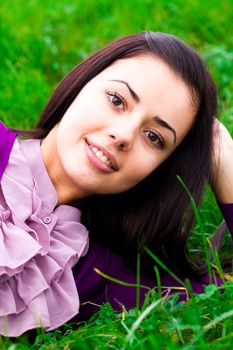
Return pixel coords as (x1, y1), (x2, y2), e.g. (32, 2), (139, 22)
(85, 139), (118, 172)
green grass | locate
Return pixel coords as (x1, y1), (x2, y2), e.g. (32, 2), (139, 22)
(0, 0), (233, 348)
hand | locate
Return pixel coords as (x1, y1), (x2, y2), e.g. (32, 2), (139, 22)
(212, 119), (233, 203)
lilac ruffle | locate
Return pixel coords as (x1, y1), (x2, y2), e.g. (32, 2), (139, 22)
(0, 139), (89, 336)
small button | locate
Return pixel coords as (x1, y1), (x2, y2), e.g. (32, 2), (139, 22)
(43, 216), (52, 224)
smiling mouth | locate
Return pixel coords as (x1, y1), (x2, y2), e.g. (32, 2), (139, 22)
(89, 145), (114, 169)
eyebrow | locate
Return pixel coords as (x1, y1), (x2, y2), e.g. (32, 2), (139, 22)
(109, 79), (177, 144)
(109, 79), (140, 103)
(154, 116), (177, 144)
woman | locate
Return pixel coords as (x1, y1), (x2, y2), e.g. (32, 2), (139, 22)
(0, 31), (232, 336)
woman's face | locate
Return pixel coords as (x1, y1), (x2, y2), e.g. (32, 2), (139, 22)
(52, 55), (197, 198)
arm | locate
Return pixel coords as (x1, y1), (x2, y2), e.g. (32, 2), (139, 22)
(73, 240), (154, 320)
(218, 203), (233, 238)
(212, 120), (233, 203)
(211, 120), (233, 237)
(73, 240), (217, 321)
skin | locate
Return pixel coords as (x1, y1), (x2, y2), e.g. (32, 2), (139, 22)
(212, 120), (233, 203)
(41, 54), (231, 206)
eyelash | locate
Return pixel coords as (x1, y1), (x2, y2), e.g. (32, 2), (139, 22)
(107, 91), (126, 110)
(106, 91), (165, 150)
(144, 129), (165, 149)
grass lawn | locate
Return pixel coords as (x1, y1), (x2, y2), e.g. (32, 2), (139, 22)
(0, 0), (233, 348)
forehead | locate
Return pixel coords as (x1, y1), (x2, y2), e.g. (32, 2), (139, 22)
(88, 55), (197, 142)
(93, 55), (194, 107)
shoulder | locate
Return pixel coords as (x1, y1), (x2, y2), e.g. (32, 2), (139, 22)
(0, 121), (17, 180)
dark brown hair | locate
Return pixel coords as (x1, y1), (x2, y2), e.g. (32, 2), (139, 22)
(29, 32), (217, 277)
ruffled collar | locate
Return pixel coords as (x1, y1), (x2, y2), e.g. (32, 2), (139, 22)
(20, 139), (58, 211)
(0, 137), (89, 336)
(1, 138), (81, 223)
(19, 138), (81, 221)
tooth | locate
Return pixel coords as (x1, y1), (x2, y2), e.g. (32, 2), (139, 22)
(96, 151), (103, 157)
(90, 145), (113, 168)
(101, 155), (108, 162)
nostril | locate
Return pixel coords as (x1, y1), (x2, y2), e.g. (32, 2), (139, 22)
(118, 143), (125, 150)
(108, 133), (127, 151)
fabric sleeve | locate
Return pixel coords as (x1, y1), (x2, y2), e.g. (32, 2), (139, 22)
(72, 240), (154, 321)
(72, 240), (218, 322)
(218, 202), (233, 239)
(0, 121), (17, 180)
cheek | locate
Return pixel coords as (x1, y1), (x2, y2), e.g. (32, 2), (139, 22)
(64, 104), (106, 133)
(128, 147), (174, 185)
(126, 155), (160, 184)
(58, 112), (92, 143)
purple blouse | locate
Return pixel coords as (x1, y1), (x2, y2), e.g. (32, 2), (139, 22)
(0, 122), (17, 180)
(0, 125), (89, 336)
(218, 203), (233, 238)
(0, 122), (232, 333)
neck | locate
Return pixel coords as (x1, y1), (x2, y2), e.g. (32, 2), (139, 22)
(40, 126), (85, 206)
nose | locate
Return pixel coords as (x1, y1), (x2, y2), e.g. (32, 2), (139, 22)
(108, 123), (136, 151)
(108, 134), (127, 151)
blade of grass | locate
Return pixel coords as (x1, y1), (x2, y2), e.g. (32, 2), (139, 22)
(136, 253), (141, 311)
(207, 237), (225, 283)
(177, 175), (212, 280)
(125, 298), (162, 345)
(93, 268), (151, 290)
(144, 247), (186, 287)
(154, 265), (162, 298)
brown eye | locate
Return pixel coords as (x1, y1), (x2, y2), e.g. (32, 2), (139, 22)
(111, 95), (122, 106)
(144, 130), (164, 149)
(107, 91), (125, 110)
